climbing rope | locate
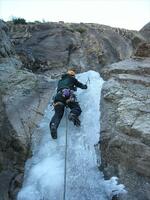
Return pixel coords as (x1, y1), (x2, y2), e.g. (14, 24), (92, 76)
(63, 108), (68, 200)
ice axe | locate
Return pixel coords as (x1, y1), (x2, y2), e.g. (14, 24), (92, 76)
(86, 77), (90, 85)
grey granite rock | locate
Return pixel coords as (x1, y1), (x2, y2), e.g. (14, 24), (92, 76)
(8, 22), (145, 77)
(0, 20), (57, 199)
(100, 56), (150, 200)
(0, 19), (149, 200)
(140, 22), (150, 42)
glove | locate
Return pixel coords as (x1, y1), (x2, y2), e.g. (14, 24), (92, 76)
(83, 84), (87, 89)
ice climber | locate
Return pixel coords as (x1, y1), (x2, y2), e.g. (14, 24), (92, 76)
(49, 69), (87, 139)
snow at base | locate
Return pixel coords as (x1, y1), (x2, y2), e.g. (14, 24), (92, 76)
(17, 71), (126, 200)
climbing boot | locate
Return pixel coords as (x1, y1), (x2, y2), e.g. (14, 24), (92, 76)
(68, 113), (81, 127)
(50, 123), (57, 139)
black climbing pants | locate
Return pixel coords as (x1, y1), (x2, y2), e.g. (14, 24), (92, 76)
(50, 101), (82, 129)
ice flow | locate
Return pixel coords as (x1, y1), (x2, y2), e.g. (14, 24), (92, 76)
(18, 70), (126, 200)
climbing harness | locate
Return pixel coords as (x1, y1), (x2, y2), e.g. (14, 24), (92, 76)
(62, 88), (71, 98)
(63, 108), (68, 200)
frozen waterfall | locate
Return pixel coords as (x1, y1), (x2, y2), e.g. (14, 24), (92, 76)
(17, 70), (126, 200)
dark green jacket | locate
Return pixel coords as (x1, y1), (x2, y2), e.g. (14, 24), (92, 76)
(57, 74), (87, 92)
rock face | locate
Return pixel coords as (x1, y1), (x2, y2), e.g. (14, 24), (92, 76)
(0, 19), (149, 200)
(140, 22), (150, 42)
(0, 21), (15, 57)
(8, 22), (145, 77)
(100, 43), (150, 199)
(0, 20), (56, 200)
(135, 42), (150, 57)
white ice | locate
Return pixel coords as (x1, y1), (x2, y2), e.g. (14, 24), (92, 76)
(17, 70), (126, 200)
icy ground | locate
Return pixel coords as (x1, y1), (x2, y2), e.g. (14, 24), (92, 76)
(18, 71), (126, 200)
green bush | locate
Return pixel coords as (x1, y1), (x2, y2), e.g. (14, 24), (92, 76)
(12, 17), (27, 25)
(34, 20), (41, 23)
(76, 27), (86, 34)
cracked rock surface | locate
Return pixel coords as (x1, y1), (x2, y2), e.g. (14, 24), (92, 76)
(0, 20), (56, 200)
(100, 47), (150, 199)
(0, 19), (149, 200)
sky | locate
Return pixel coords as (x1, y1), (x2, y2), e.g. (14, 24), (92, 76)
(0, 0), (149, 30)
